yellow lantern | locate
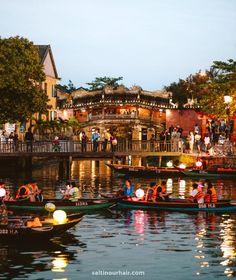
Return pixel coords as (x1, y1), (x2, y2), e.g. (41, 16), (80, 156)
(45, 202), (56, 212)
(53, 210), (67, 224)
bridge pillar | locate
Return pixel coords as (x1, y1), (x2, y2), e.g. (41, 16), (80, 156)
(66, 156), (72, 179)
(158, 156), (162, 167)
(24, 157), (32, 179)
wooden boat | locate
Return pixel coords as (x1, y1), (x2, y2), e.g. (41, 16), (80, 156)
(5, 198), (117, 213)
(0, 212), (83, 241)
(106, 163), (183, 177)
(181, 167), (236, 178)
(117, 198), (236, 213)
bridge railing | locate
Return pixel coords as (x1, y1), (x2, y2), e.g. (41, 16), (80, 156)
(0, 139), (184, 154)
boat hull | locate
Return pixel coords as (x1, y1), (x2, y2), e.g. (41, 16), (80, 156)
(5, 198), (116, 213)
(106, 163), (183, 177)
(182, 170), (236, 178)
(0, 213), (83, 241)
(117, 199), (236, 213)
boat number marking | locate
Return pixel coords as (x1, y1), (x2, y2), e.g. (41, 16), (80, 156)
(0, 229), (19, 235)
(75, 201), (88, 206)
(198, 203), (216, 208)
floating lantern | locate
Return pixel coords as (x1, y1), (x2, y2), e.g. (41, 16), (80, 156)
(167, 160), (173, 168)
(53, 210), (67, 224)
(135, 188), (145, 199)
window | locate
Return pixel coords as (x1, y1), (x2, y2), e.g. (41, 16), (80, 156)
(52, 85), (57, 97)
(44, 82), (48, 94)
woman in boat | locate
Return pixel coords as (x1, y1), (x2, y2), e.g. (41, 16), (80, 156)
(204, 181), (217, 203)
(145, 182), (157, 201)
(68, 182), (82, 201)
(155, 181), (170, 201)
(189, 183), (204, 203)
(15, 184), (30, 200)
(27, 181), (40, 202)
(123, 179), (134, 198)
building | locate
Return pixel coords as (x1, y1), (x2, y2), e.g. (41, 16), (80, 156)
(61, 85), (174, 140)
(37, 45), (60, 121)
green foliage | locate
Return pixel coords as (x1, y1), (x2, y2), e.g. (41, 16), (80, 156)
(57, 80), (77, 93)
(199, 59), (236, 117)
(165, 71), (209, 107)
(87, 76), (123, 90)
(68, 116), (80, 134)
(165, 59), (236, 117)
(0, 36), (48, 123)
(164, 79), (189, 107)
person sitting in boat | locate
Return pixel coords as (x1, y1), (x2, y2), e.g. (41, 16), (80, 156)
(0, 201), (8, 225)
(68, 182), (82, 201)
(189, 183), (204, 204)
(145, 182), (157, 201)
(27, 181), (40, 202)
(60, 183), (71, 200)
(155, 181), (170, 201)
(3, 189), (14, 201)
(0, 183), (13, 201)
(123, 179), (134, 198)
(204, 181), (217, 203)
(15, 183), (31, 200)
(35, 189), (44, 202)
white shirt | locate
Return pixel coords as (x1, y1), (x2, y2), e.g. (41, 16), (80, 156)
(191, 189), (204, 203)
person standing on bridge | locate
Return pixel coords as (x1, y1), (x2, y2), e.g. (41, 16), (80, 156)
(92, 130), (100, 152)
(110, 133), (117, 152)
(25, 128), (34, 152)
(81, 131), (88, 152)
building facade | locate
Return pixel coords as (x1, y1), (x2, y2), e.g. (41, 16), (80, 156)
(61, 85), (174, 140)
(37, 45), (59, 121)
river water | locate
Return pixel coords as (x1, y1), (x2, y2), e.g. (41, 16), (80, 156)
(1, 160), (236, 280)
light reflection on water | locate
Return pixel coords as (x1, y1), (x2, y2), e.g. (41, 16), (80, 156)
(0, 160), (236, 279)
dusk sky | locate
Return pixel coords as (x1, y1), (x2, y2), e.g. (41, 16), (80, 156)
(1, 0), (236, 90)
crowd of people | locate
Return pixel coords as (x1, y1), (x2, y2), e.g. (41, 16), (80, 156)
(80, 129), (118, 153)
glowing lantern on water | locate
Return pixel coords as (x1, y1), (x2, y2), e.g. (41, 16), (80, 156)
(45, 202), (56, 212)
(0, 188), (6, 197)
(178, 163), (186, 170)
(53, 210), (67, 224)
(196, 160), (202, 168)
(167, 161), (173, 168)
(135, 188), (145, 199)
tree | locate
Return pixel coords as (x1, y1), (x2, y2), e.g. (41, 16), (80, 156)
(68, 117), (80, 134)
(199, 59), (236, 117)
(86, 76), (123, 90)
(165, 71), (209, 108)
(164, 79), (189, 107)
(57, 80), (77, 93)
(0, 36), (48, 123)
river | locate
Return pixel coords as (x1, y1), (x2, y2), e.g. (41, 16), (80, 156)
(0, 159), (236, 279)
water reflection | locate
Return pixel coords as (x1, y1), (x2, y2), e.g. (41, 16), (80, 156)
(0, 233), (86, 280)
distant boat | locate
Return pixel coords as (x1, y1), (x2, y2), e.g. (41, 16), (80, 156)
(181, 166), (236, 178)
(106, 163), (183, 177)
(0, 212), (83, 241)
(118, 198), (236, 213)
